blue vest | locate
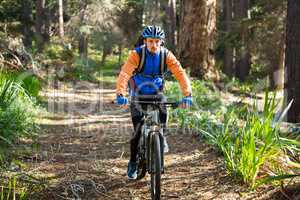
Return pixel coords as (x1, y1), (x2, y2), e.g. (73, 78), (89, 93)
(130, 46), (167, 96)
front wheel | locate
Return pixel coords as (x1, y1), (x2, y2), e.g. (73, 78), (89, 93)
(150, 133), (161, 200)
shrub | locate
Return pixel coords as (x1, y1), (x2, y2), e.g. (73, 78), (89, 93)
(0, 72), (39, 163)
(167, 79), (300, 188)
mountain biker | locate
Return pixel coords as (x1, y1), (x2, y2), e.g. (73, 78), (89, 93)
(116, 25), (193, 180)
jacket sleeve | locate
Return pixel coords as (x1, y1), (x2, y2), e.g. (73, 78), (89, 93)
(166, 51), (192, 97)
(116, 50), (140, 96)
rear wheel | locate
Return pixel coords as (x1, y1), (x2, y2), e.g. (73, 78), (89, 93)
(150, 133), (161, 200)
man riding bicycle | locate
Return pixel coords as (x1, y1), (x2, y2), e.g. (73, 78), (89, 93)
(116, 25), (193, 180)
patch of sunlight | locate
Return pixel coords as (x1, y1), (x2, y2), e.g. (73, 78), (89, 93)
(38, 114), (131, 126)
(95, 75), (117, 83)
(164, 149), (204, 167)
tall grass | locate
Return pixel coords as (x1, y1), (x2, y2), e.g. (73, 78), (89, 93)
(0, 72), (39, 163)
(220, 91), (282, 187)
(0, 72), (40, 100)
(167, 80), (300, 188)
(1, 176), (28, 200)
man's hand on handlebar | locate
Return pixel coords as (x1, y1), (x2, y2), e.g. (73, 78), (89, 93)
(116, 94), (129, 109)
(180, 95), (193, 109)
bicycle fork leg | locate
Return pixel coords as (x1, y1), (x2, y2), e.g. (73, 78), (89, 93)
(159, 132), (164, 173)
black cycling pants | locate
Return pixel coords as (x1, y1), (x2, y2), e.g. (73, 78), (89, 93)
(129, 102), (167, 162)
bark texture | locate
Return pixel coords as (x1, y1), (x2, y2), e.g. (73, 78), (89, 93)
(223, 0), (234, 76)
(285, 0), (300, 122)
(21, 0), (33, 48)
(58, 0), (64, 38)
(234, 0), (251, 82)
(178, 0), (218, 79)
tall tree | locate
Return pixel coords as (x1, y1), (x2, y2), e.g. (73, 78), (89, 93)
(285, 0), (300, 122)
(178, 0), (218, 79)
(223, 0), (234, 76)
(161, 0), (177, 53)
(21, 0), (33, 48)
(58, 0), (64, 38)
(35, 0), (46, 52)
(35, 0), (50, 52)
(234, 0), (251, 81)
(114, 0), (144, 47)
(78, 0), (89, 59)
(270, 34), (285, 89)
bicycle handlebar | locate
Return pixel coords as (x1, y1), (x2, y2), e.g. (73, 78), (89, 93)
(114, 94), (181, 109)
(130, 100), (180, 109)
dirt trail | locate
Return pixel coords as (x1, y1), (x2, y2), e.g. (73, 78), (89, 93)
(26, 81), (282, 200)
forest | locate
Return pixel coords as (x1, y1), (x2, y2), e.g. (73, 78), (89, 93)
(0, 0), (299, 199)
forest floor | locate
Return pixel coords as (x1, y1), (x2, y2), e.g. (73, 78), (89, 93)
(21, 80), (299, 200)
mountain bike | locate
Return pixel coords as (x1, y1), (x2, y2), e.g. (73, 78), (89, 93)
(131, 95), (179, 200)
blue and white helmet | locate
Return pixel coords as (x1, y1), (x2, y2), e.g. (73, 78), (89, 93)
(142, 25), (165, 40)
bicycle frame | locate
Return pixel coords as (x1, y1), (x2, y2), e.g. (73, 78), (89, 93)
(141, 104), (164, 173)
(132, 97), (179, 200)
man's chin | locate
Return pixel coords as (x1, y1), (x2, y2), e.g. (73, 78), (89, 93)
(150, 49), (158, 53)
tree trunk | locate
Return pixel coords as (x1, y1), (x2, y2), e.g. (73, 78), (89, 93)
(78, 0), (88, 59)
(79, 35), (88, 60)
(118, 44), (122, 66)
(178, 0), (218, 80)
(58, 0), (64, 38)
(101, 44), (112, 65)
(161, 0), (177, 53)
(285, 0), (300, 123)
(35, 0), (46, 52)
(270, 34), (285, 89)
(44, 3), (50, 43)
(223, 0), (234, 76)
(21, 0), (33, 48)
(234, 0), (251, 82)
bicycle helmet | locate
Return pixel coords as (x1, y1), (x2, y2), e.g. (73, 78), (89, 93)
(142, 25), (165, 40)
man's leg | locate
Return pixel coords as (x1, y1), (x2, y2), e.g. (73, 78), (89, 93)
(127, 102), (144, 179)
(130, 103), (144, 162)
(159, 105), (169, 152)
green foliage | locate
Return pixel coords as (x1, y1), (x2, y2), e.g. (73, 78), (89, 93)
(72, 56), (100, 81)
(0, 173), (45, 200)
(0, 0), (22, 22)
(70, 52), (122, 81)
(43, 44), (64, 59)
(222, 76), (266, 95)
(165, 79), (221, 110)
(19, 74), (40, 99)
(168, 79), (299, 188)
(220, 91), (281, 188)
(0, 72), (39, 163)
(256, 174), (300, 187)
(216, 0), (286, 79)
(43, 41), (74, 62)
(0, 176), (28, 200)
(0, 72), (41, 99)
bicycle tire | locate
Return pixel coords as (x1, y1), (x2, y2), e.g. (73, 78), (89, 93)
(150, 133), (161, 200)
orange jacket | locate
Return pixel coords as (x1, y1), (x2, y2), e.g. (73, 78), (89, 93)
(116, 49), (192, 97)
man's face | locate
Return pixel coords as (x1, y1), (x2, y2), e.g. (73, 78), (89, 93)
(144, 38), (162, 53)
